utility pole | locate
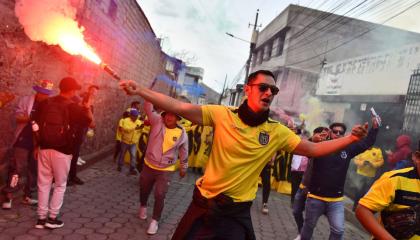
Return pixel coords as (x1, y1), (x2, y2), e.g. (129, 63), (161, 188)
(245, 9), (260, 83)
(234, 9), (260, 106)
(218, 74), (227, 105)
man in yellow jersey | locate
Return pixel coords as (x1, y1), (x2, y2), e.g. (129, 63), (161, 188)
(138, 101), (188, 235)
(117, 108), (142, 174)
(119, 70), (369, 240)
(356, 140), (420, 240)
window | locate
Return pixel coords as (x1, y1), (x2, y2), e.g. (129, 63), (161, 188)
(252, 53), (258, 67)
(258, 49), (264, 64)
(277, 35), (285, 56)
(264, 42), (272, 61)
(272, 39), (279, 57)
(108, 0), (117, 21)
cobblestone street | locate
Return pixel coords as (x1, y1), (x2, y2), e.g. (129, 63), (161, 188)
(0, 157), (369, 240)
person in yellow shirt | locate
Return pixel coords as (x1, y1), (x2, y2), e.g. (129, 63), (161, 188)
(356, 141), (420, 240)
(117, 108), (142, 175)
(120, 70), (369, 240)
(352, 146), (384, 211)
(113, 101), (141, 163)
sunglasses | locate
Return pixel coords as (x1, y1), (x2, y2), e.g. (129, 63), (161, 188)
(332, 130), (345, 135)
(249, 83), (279, 95)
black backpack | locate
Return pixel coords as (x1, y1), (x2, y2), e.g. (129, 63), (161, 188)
(38, 97), (72, 148)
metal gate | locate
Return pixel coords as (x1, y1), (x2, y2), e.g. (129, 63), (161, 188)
(402, 69), (420, 134)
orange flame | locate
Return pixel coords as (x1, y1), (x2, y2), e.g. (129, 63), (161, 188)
(58, 30), (102, 65)
(15, 0), (102, 65)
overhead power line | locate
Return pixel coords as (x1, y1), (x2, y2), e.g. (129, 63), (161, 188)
(286, 0), (420, 67)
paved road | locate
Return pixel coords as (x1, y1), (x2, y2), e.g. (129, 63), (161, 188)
(0, 157), (369, 240)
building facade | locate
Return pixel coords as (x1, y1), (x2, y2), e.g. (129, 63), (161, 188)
(251, 4), (420, 129)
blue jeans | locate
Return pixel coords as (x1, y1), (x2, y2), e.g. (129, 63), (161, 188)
(300, 197), (344, 240)
(117, 142), (137, 170)
(292, 188), (307, 233)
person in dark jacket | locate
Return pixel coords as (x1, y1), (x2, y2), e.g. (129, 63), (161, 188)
(300, 119), (379, 240)
(292, 126), (329, 240)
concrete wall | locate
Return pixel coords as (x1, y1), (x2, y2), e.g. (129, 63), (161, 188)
(0, 0), (168, 182)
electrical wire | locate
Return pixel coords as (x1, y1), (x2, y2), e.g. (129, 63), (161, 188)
(286, 0), (420, 67)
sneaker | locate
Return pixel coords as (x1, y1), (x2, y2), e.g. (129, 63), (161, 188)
(45, 217), (64, 229)
(261, 203), (269, 214)
(35, 218), (47, 229)
(147, 219), (158, 235)
(22, 197), (38, 206)
(139, 206), (147, 220)
(293, 234), (301, 240)
(2, 199), (12, 210)
(77, 157), (86, 166)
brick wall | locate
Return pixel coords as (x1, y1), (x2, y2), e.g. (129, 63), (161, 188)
(0, 0), (168, 182)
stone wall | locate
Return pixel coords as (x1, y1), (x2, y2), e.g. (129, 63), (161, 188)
(0, 0), (169, 182)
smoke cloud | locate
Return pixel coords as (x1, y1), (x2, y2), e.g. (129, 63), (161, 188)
(15, 0), (101, 63)
(300, 96), (329, 132)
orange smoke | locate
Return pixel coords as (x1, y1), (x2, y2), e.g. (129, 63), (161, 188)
(15, 0), (101, 64)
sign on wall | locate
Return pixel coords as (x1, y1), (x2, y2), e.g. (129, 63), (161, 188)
(317, 43), (420, 95)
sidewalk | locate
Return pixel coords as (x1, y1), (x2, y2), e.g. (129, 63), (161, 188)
(0, 156), (369, 239)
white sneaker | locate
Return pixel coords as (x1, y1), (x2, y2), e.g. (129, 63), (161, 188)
(293, 234), (301, 240)
(147, 219), (158, 235)
(77, 157), (86, 166)
(261, 203), (269, 214)
(22, 197), (38, 205)
(2, 199), (12, 209)
(139, 206), (147, 220)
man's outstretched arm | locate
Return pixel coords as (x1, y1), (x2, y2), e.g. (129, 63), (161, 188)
(355, 205), (395, 240)
(120, 80), (203, 125)
(293, 123), (369, 157)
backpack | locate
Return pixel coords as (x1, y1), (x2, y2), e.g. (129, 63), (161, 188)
(38, 97), (72, 148)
